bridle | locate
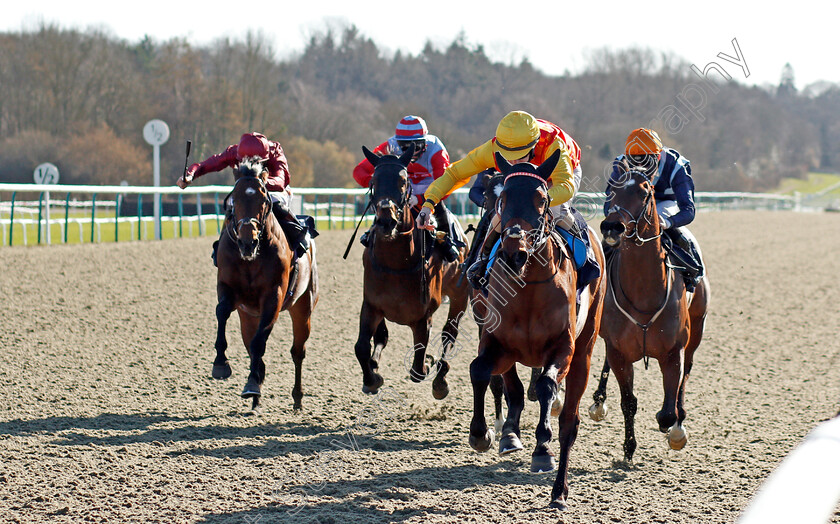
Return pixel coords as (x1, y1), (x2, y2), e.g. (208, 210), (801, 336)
(605, 170), (662, 246)
(500, 173), (553, 256)
(371, 162), (413, 224)
(224, 175), (273, 246)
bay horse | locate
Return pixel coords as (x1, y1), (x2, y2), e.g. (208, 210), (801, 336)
(468, 170), (545, 435)
(212, 159), (319, 410)
(468, 151), (605, 508)
(354, 144), (469, 399)
(590, 165), (709, 460)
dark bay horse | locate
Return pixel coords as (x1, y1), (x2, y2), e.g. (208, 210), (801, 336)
(212, 160), (319, 410)
(354, 145), (469, 399)
(590, 166), (709, 460)
(468, 170), (546, 435)
(468, 151), (605, 508)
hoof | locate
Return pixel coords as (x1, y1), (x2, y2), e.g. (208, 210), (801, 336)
(549, 496), (569, 510)
(409, 364), (430, 383)
(469, 429), (495, 452)
(362, 374), (384, 395)
(588, 402), (608, 421)
(212, 362), (232, 379)
(531, 453), (556, 473)
(527, 384), (538, 402)
(499, 433), (524, 455)
(667, 425), (688, 450)
(241, 381), (261, 399)
(432, 383), (449, 400)
(550, 397), (563, 418)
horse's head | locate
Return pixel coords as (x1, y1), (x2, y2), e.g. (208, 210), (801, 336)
(481, 170), (505, 212)
(494, 150), (560, 275)
(227, 159), (272, 261)
(363, 143), (414, 238)
(601, 161), (660, 247)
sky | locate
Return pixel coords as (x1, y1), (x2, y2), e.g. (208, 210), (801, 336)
(3, 1), (834, 91)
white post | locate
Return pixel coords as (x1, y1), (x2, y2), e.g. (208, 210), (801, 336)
(143, 120), (170, 240)
(44, 191), (51, 245)
(152, 144), (161, 240)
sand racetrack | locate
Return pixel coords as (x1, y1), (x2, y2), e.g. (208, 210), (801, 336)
(1, 210), (839, 523)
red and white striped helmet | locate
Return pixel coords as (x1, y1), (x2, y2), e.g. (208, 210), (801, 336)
(395, 115), (428, 141)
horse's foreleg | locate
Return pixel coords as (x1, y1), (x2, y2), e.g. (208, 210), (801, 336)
(213, 284), (235, 379)
(288, 296), (313, 411)
(408, 318), (432, 384)
(499, 366), (525, 455)
(532, 365), (559, 474)
(658, 346), (687, 450)
(607, 345), (638, 461)
(468, 345), (497, 452)
(551, 333), (590, 508)
(588, 358), (611, 421)
(242, 292), (281, 404)
(354, 301), (384, 394)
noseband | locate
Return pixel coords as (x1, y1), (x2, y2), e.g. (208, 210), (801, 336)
(605, 171), (662, 246)
(225, 175), (273, 244)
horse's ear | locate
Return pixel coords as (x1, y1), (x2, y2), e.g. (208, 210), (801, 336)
(536, 149), (561, 182)
(494, 152), (512, 174)
(398, 143), (414, 166)
(362, 146), (379, 167)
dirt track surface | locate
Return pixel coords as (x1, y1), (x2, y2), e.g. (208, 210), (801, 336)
(1, 210), (839, 524)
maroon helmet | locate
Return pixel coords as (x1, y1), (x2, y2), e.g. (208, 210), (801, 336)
(236, 133), (270, 160)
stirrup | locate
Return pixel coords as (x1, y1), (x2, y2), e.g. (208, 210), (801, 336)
(466, 255), (489, 290)
(360, 231), (370, 247)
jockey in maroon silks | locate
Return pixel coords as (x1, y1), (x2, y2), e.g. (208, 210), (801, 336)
(352, 115), (459, 261)
(177, 132), (310, 262)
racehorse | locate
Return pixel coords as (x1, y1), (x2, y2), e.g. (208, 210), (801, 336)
(212, 159), (319, 410)
(467, 170), (546, 435)
(590, 165), (709, 460)
(354, 144), (469, 399)
(468, 150), (605, 508)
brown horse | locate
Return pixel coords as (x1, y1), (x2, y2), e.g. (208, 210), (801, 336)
(354, 145), (469, 399)
(590, 166), (709, 460)
(468, 151), (605, 508)
(467, 170), (546, 435)
(212, 160), (319, 410)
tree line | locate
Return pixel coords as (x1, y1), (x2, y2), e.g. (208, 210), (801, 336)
(1, 23), (837, 193)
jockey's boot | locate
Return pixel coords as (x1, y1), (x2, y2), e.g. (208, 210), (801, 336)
(433, 203), (460, 263)
(467, 228), (501, 290)
(663, 228), (704, 292)
(272, 201), (310, 258)
(360, 226), (373, 247)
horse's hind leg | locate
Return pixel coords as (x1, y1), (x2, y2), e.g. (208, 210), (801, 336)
(656, 346), (687, 451)
(532, 365), (559, 474)
(370, 321), (388, 371)
(499, 366), (525, 455)
(213, 283), (236, 379)
(609, 345), (638, 461)
(432, 295), (468, 400)
(408, 318), (432, 384)
(588, 358), (611, 421)
(490, 375), (504, 437)
(527, 367), (541, 402)
(288, 295), (313, 411)
(355, 301), (385, 394)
